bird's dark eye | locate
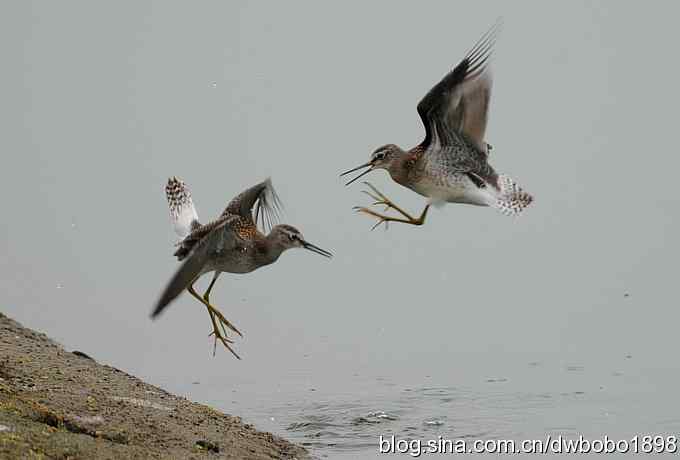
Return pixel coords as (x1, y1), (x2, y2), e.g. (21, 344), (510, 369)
(375, 153), (385, 160)
(289, 234), (296, 241)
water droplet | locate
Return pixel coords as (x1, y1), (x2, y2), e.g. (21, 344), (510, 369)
(353, 410), (397, 425)
(423, 419), (444, 427)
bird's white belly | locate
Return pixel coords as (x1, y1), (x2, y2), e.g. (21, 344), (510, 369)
(410, 176), (492, 207)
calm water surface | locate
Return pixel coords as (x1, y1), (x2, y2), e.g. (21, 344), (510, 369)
(158, 350), (680, 459)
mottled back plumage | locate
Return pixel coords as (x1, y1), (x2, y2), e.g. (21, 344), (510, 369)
(174, 178), (282, 261)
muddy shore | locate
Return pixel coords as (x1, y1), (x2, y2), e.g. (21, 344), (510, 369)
(0, 313), (308, 459)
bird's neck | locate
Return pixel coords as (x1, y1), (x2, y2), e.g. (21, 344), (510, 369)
(388, 148), (419, 187)
(257, 234), (285, 266)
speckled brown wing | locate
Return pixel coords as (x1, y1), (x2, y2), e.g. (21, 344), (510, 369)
(174, 215), (261, 261)
(220, 178), (282, 233)
(173, 217), (230, 261)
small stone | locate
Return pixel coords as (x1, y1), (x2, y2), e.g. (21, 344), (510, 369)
(196, 439), (220, 453)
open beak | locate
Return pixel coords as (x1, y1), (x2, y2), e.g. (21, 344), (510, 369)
(301, 240), (333, 258)
(340, 161), (374, 186)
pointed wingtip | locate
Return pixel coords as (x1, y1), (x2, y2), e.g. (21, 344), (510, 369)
(151, 294), (173, 319)
(150, 304), (164, 320)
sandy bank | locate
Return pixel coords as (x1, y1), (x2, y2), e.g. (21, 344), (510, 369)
(0, 313), (308, 459)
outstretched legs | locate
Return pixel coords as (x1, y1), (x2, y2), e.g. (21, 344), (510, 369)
(187, 274), (243, 359)
(353, 182), (430, 230)
(202, 274), (225, 338)
(202, 273), (243, 338)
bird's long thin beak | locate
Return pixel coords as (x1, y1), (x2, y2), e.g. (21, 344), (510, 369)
(301, 240), (333, 258)
(340, 161), (374, 186)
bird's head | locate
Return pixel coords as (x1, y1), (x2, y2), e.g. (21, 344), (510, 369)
(340, 144), (405, 185)
(269, 224), (332, 258)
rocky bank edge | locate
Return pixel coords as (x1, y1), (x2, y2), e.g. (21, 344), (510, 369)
(0, 313), (308, 459)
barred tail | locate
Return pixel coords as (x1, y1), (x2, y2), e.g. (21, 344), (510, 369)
(165, 176), (199, 238)
(493, 174), (533, 216)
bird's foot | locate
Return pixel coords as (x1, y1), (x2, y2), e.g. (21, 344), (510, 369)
(208, 309), (241, 359)
(210, 305), (243, 338)
(205, 306), (242, 359)
(208, 328), (241, 359)
(353, 182), (429, 230)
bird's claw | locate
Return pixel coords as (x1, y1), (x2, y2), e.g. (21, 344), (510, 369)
(353, 182), (409, 230)
(208, 330), (234, 343)
(209, 306), (243, 338)
(207, 314), (241, 359)
(354, 206), (391, 231)
(210, 329), (241, 360)
(359, 183), (402, 214)
(204, 305), (242, 359)
(352, 182), (429, 229)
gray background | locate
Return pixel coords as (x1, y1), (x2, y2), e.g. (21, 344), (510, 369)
(3, 1), (679, 458)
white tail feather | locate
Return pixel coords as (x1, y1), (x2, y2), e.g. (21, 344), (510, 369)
(494, 174), (533, 216)
(165, 176), (199, 238)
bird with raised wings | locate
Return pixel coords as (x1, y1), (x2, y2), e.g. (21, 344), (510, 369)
(152, 177), (332, 358)
(341, 21), (533, 229)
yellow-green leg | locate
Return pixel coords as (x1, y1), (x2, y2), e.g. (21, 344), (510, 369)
(187, 284), (241, 359)
(202, 273), (229, 339)
(354, 182), (430, 230)
(194, 273), (243, 338)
